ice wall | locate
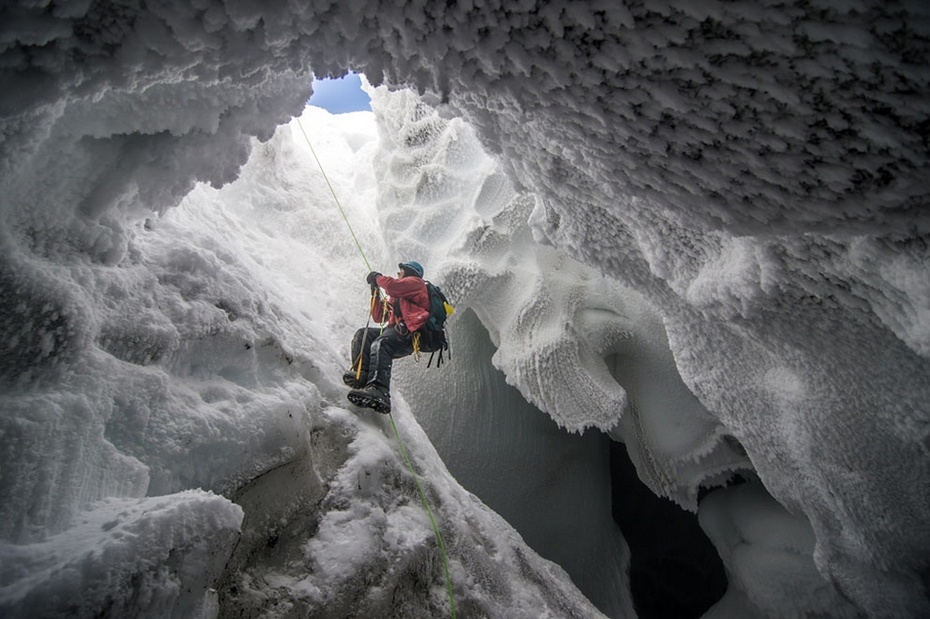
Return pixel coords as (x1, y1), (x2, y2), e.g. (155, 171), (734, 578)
(396, 309), (633, 617)
(371, 5), (930, 617)
(2, 1), (929, 617)
(373, 88), (727, 614)
(0, 96), (610, 617)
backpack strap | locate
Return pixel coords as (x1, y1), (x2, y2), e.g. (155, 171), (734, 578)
(426, 338), (450, 368)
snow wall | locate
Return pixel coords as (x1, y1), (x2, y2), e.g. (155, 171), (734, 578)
(2, 1), (929, 618)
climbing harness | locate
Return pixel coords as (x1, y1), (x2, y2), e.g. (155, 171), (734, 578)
(297, 116), (457, 618)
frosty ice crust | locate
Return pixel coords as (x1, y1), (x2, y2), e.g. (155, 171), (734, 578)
(2, 1), (928, 617)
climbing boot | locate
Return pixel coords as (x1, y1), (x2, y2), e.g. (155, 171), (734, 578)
(343, 370), (366, 389)
(347, 383), (392, 414)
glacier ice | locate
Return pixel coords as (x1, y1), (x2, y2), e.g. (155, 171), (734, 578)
(2, 1), (929, 618)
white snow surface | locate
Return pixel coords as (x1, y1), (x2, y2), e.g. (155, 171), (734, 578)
(1, 2), (929, 619)
(0, 104), (610, 618)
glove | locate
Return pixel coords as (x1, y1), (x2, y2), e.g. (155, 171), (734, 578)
(366, 271), (381, 290)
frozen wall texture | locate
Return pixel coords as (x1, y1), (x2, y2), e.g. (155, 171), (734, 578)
(1, 1), (929, 618)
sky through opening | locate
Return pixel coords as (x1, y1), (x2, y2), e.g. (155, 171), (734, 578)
(308, 72), (372, 113)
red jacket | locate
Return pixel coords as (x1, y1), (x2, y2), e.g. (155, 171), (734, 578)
(372, 274), (430, 332)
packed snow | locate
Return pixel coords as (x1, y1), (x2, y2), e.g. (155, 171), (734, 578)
(0, 103), (613, 617)
(1, 1), (929, 618)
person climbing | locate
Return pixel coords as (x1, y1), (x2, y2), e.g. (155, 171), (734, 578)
(344, 260), (430, 414)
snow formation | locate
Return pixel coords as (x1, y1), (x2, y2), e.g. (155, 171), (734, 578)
(0, 100), (611, 618)
(1, 1), (929, 618)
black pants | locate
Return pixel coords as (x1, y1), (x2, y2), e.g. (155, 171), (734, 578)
(350, 326), (413, 389)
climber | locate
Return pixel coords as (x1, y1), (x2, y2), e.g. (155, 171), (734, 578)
(344, 260), (430, 414)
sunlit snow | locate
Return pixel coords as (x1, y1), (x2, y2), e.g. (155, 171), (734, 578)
(1, 2), (928, 618)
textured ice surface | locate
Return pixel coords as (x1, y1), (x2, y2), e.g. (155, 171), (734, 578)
(2, 1), (929, 617)
(0, 104), (607, 617)
(0, 492), (243, 617)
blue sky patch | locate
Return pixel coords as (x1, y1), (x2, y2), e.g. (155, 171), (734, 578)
(309, 73), (372, 113)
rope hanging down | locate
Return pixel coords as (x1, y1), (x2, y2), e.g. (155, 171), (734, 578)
(296, 116), (457, 618)
(295, 116), (371, 273)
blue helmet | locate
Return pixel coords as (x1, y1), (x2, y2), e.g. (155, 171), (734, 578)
(398, 261), (424, 278)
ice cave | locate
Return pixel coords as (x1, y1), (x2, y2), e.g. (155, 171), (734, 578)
(1, 1), (928, 618)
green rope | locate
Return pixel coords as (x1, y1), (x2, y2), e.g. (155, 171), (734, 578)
(389, 414), (457, 619)
(295, 116), (371, 273)
(297, 113), (456, 617)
